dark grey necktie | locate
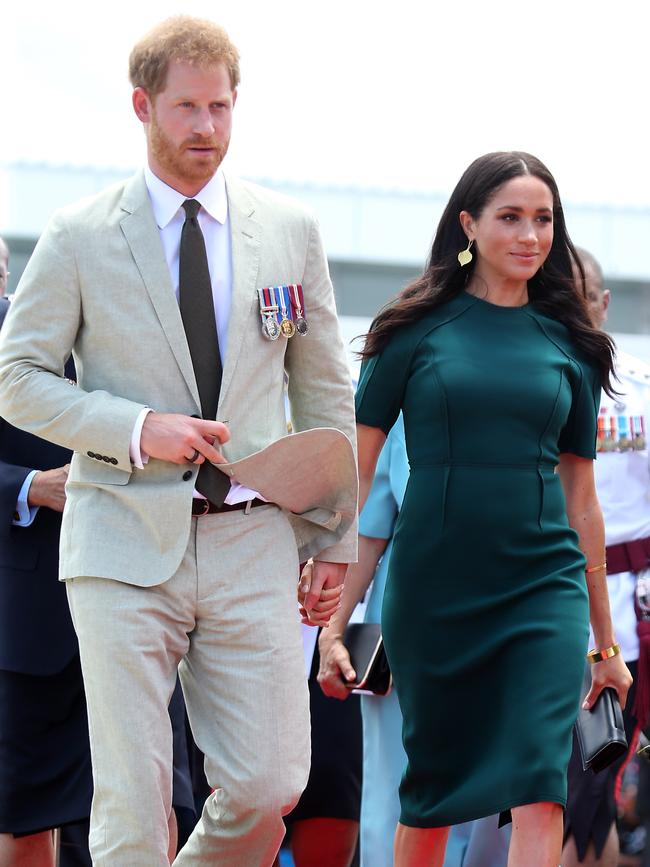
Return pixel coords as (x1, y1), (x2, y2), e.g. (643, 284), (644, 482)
(179, 198), (230, 505)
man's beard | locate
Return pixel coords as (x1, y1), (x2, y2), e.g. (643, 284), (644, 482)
(149, 113), (228, 187)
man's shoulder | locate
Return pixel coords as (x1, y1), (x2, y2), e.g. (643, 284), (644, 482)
(225, 174), (316, 227)
(615, 347), (650, 388)
(52, 172), (144, 229)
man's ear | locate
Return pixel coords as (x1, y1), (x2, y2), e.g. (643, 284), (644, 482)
(603, 289), (611, 315)
(132, 87), (153, 123)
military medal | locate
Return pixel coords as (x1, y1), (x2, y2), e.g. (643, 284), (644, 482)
(264, 315), (281, 340)
(290, 284), (309, 335)
(275, 286), (296, 338)
(258, 288), (281, 340)
(597, 405), (647, 452)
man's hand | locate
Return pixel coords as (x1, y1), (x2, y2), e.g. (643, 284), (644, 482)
(317, 629), (357, 700)
(27, 464), (70, 513)
(297, 560), (346, 626)
(140, 413), (230, 466)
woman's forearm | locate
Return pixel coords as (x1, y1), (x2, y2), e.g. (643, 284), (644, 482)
(567, 501), (615, 648)
(323, 535), (388, 639)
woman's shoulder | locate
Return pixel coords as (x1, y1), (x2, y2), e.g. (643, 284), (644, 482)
(527, 306), (598, 372)
(384, 293), (474, 350)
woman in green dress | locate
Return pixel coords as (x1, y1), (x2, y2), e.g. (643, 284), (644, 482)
(354, 152), (632, 867)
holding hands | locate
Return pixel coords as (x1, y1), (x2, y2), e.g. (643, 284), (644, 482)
(297, 559), (346, 627)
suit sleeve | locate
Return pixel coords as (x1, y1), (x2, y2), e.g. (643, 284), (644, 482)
(284, 217), (358, 563)
(0, 458), (32, 531)
(0, 211), (146, 472)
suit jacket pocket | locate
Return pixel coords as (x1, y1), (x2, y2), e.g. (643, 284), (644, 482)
(0, 546), (40, 571)
(291, 506), (342, 532)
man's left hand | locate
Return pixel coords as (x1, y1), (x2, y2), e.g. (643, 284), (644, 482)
(298, 560), (346, 626)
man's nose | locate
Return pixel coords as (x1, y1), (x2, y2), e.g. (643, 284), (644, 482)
(193, 109), (216, 137)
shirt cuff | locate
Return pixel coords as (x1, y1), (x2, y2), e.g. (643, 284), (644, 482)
(130, 408), (154, 469)
(13, 470), (40, 527)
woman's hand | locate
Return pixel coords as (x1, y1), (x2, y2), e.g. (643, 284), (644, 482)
(582, 653), (634, 710)
(297, 560), (343, 627)
(317, 629), (358, 700)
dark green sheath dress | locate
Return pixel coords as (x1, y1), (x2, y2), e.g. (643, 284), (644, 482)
(355, 292), (601, 828)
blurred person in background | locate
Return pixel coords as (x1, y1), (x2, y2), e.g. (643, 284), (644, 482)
(279, 627), (363, 867)
(0, 236), (92, 867)
(562, 247), (649, 867)
(0, 237), (9, 298)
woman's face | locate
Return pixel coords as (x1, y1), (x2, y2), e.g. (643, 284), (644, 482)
(460, 175), (554, 286)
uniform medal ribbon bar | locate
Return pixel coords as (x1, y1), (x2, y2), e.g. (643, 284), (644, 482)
(258, 285), (307, 340)
(258, 287), (280, 340)
(289, 284), (309, 335)
(273, 286), (295, 338)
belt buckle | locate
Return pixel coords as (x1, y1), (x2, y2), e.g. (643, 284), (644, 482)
(194, 498), (211, 517)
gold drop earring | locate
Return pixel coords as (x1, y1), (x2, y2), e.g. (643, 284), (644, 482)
(458, 239), (473, 267)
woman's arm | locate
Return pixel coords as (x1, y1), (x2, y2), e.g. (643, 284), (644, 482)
(318, 535), (388, 699)
(357, 423), (387, 512)
(558, 453), (633, 708)
(317, 422), (389, 699)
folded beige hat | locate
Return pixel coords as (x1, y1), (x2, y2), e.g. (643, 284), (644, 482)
(216, 428), (358, 559)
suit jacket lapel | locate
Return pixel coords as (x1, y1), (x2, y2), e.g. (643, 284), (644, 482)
(219, 174), (261, 407)
(119, 173), (200, 409)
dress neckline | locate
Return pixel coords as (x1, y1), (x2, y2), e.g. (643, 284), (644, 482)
(461, 290), (530, 311)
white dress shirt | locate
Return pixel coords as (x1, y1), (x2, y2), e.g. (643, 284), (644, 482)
(131, 166), (260, 504)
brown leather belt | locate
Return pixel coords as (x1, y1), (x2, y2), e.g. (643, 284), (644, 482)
(191, 497), (267, 517)
(606, 535), (650, 574)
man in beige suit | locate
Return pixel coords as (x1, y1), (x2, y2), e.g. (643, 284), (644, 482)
(0, 16), (356, 867)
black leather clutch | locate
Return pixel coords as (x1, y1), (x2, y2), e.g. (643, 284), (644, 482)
(342, 622), (392, 696)
(574, 664), (628, 773)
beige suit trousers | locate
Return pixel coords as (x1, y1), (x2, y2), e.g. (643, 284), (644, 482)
(66, 504), (310, 866)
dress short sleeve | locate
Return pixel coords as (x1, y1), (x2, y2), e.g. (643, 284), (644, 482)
(558, 357), (601, 459)
(359, 431), (399, 540)
(355, 329), (415, 435)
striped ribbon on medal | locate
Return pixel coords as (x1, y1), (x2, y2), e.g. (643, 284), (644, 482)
(273, 286), (296, 337)
(258, 286), (280, 340)
(289, 283), (308, 335)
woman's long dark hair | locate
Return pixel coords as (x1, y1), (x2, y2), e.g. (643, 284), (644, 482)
(361, 151), (616, 395)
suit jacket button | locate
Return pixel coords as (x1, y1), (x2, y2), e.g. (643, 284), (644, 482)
(87, 451), (96, 458)
(110, 458), (118, 465)
(102, 456), (111, 462)
(182, 470), (193, 481)
(95, 454), (103, 460)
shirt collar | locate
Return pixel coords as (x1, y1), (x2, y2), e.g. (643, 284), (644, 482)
(144, 165), (228, 228)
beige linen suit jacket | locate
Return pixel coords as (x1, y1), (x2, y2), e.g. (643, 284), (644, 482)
(0, 171), (357, 585)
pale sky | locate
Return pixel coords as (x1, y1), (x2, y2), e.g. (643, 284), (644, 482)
(4, 0), (650, 207)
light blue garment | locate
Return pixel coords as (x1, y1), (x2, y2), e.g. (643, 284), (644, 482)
(444, 816), (510, 867)
(358, 417), (409, 867)
(358, 415), (510, 867)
